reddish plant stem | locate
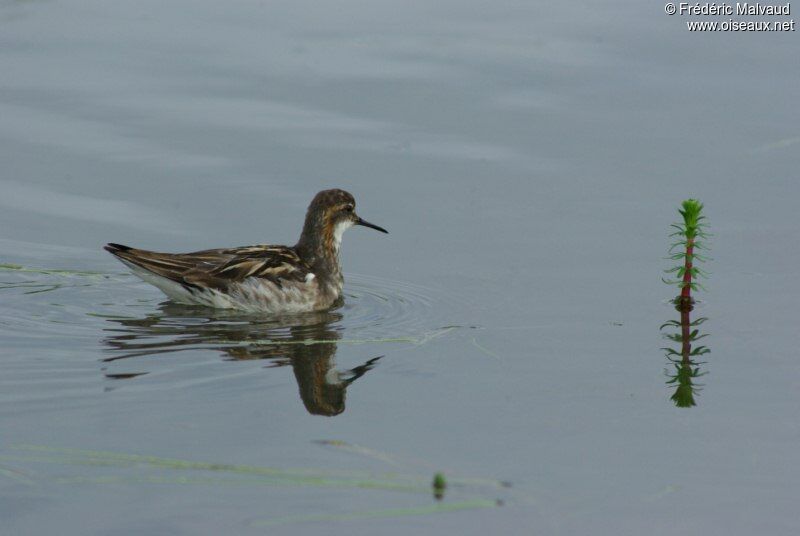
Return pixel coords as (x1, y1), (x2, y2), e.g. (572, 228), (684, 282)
(680, 238), (694, 303)
(680, 304), (692, 362)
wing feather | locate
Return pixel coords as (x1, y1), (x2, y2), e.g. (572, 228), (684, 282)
(105, 243), (310, 291)
(206, 248), (310, 288)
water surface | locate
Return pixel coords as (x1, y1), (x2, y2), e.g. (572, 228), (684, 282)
(2, 1), (799, 534)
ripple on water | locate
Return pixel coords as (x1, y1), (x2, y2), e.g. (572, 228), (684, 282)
(0, 263), (458, 403)
(95, 272), (453, 358)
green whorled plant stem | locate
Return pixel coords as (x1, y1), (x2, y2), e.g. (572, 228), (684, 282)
(661, 200), (711, 408)
(678, 199), (703, 303)
(664, 199), (708, 307)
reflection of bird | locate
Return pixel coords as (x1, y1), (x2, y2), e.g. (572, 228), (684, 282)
(102, 304), (381, 416)
(290, 344), (381, 417)
(104, 189), (387, 313)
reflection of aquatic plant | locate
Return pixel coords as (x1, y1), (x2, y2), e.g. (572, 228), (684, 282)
(665, 358), (707, 408)
(660, 316), (710, 359)
(661, 305), (710, 408)
(663, 199), (709, 308)
(661, 199), (711, 408)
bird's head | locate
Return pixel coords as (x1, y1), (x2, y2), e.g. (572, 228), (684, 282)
(297, 189), (387, 259)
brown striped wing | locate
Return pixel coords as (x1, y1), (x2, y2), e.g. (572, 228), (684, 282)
(197, 246), (311, 288)
(105, 243), (311, 290)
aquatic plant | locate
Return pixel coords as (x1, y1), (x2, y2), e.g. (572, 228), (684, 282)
(661, 199), (711, 408)
(433, 472), (447, 500)
(663, 199), (709, 308)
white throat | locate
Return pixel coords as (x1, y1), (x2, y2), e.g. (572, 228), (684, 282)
(332, 220), (353, 250)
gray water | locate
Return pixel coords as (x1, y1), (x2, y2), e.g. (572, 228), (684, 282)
(2, 1), (799, 534)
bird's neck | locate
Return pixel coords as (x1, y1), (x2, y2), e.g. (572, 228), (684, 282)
(295, 219), (343, 282)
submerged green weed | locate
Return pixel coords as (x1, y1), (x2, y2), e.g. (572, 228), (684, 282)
(3, 444), (510, 494)
(0, 444), (509, 526)
(0, 264), (123, 295)
(433, 472), (447, 500)
(0, 264), (111, 277)
(251, 499), (496, 527)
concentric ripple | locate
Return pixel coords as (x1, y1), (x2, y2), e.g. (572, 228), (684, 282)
(340, 273), (443, 339)
(0, 261), (460, 400)
(92, 271), (457, 360)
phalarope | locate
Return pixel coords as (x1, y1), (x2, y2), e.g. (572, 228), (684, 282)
(105, 189), (387, 313)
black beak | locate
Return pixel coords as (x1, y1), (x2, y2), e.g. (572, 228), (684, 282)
(355, 217), (388, 234)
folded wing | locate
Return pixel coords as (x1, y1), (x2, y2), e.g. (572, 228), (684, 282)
(104, 243), (310, 291)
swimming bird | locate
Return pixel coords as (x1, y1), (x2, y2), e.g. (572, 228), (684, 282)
(104, 189), (387, 313)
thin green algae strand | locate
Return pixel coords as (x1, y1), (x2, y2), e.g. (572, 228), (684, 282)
(85, 312), (140, 320)
(6, 445), (429, 493)
(251, 500), (498, 526)
(0, 264), (111, 277)
(4, 444), (512, 492)
(246, 326), (455, 347)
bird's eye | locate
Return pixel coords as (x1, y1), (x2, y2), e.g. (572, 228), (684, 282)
(344, 204), (354, 212)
